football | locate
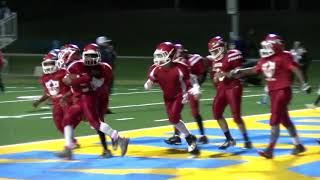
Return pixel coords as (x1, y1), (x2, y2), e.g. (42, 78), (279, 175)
(63, 73), (78, 86)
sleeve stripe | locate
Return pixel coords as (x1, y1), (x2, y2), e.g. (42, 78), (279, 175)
(177, 68), (187, 95)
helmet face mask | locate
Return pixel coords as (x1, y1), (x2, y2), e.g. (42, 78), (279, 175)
(82, 43), (101, 66)
(153, 42), (175, 67)
(208, 36), (226, 61)
(259, 34), (284, 58)
(209, 46), (225, 60)
(259, 40), (275, 58)
(83, 53), (101, 66)
(42, 59), (57, 74)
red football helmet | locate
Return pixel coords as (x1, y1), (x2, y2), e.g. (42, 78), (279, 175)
(153, 42), (176, 66)
(259, 34), (284, 58)
(42, 52), (58, 74)
(82, 43), (101, 66)
(57, 43), (81, 68)
(208, 36), (226, 61)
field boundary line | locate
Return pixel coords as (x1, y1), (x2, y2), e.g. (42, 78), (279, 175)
(0, 108), (311, 147)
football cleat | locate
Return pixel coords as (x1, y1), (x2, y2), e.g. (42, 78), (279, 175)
(305, 104), (318, 109)
(316, 139), (320, 144)
(218, 139), (236, 150)
(198, 135), (209, 144)
(55, 147), (72, 160)
(118, 137), (130, 156)
(291, 144), (306, 155)
(258, 149), (273, 159)
(164, 135), (182, 145)
(244, 141), (253, 149)
(101, 149), (112, 158)
(186, 135), (200, 157)
(71, 138), (80, 149)
(111, 138), (118, 151)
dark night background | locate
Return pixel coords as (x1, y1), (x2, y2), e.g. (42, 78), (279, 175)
(3, 0), (320, 57)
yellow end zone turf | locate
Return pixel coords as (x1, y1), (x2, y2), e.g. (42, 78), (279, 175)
(0, 109), (319, 180)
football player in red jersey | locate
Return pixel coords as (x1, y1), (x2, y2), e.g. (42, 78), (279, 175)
(207, 36), (252, 149)
(33, 51), (81, 149)
(228, 34), (311, 158)
(144, 42), (200, 157)
(59, 43), (128, 159)
(164, 43), (208, 145)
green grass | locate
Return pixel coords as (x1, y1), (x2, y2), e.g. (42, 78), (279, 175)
(0, 56), (319, 145)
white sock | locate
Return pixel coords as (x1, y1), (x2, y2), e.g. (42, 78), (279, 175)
(292, 136), (301, 145)
(99, 122), (118, 140)
(175, 120), (190, 137)
(64, 125), (73, 148)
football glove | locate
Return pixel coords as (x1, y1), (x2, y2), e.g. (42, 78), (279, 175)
(229, 69), (240, 78)
(182, 93), (189, 104)
(301, 83), (312, 94)
(144, 79), (154, 90)
(188, 84), (201, 100)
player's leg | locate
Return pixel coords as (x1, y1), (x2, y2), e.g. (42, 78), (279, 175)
(257, 85), (268, 105)
(189, 94), (208, 144)
(226, 86), (252, 149)
(0, 72), (4, 92)
(80, 95), (129, 156)
(280, 88), (305, 155)
(213, 89), (236, 149)
(164, 127), (182, 145)
(52, 104), (64, 135)
(167, 98), (199, 156)
(57, 103), (82, 160)
(258, 89), (282, 159)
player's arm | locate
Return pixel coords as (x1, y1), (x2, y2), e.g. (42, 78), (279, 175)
(228, 67), (257, 79)
(185, 69), (201, 100)
(63, 73), (91, 86)
(144, 65), (157, 90)
(291, 66), (311, 93)
(33, 94), (49, 108)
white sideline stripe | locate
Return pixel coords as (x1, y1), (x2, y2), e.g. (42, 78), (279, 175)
(0, 93), (265, 119)
(6, 90), (42, 93)
(24, 87), (37, 89)
(3, 53), (152, 59)
(40, 116), (52, 119)
(0, 90), (162, 104)
(0, 99), (34, 104)
(110, 102), (164, 109)
(111, 90), (161, 96)
(6, 87), (17, 89)
(154, 118), (168, 122)
(0, 108), (311, 147)
(115, 117), (134, 121)
(128, 88), (139, 91)
(40, 106), (51, 110)
(0, 112), (52, 119)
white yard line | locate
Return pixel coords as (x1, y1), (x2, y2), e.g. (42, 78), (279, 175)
(0, 108), (312, 147)
(0, 90), (162, 104)
(0, 93), (265, 119)
(154, 118), (168, 122)
(115, 117), (135, 121)
(0, 112), (52, 119)
(111, 90), (161, 96)
(40, 116), (52, 119)
(6, 90), (42, 93)
(0, 99), (35, 104)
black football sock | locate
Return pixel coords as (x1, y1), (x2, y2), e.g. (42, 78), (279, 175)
(97, 130), (107, 150)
